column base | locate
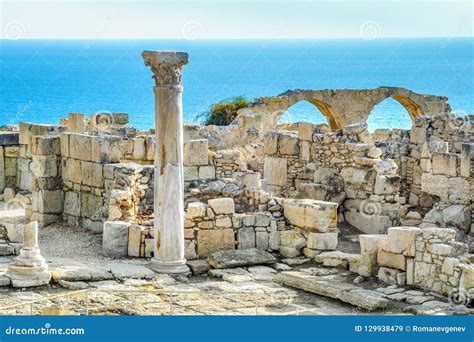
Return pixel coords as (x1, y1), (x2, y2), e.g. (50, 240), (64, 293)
(149, 258), (190, 274)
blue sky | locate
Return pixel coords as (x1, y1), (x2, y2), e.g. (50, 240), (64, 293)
(1, 0), (472, 39)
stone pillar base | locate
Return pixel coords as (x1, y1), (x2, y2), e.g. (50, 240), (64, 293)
(149, 258), (190, 274)
(6, 265), (51, 287)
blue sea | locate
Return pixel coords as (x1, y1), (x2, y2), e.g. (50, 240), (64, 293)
(0, 38), (472, 131)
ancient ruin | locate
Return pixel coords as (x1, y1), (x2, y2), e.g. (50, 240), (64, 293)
(0, 50), (472, 315)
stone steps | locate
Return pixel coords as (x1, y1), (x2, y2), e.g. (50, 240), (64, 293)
(275, 271), (389, 311)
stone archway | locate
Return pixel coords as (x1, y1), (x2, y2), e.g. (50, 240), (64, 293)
(276, 98), (344, 131)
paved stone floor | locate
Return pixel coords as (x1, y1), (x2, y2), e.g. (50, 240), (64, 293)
(0, 203), (471, 316)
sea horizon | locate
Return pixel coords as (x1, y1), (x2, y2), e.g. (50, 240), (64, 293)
(1, 37), (473, 131)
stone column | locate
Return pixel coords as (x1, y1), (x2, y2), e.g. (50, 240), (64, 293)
(6, 221), (51, 287)
(142, 51), (189, 274)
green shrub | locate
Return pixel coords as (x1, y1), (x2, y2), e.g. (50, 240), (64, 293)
(197, 96), (250, 126)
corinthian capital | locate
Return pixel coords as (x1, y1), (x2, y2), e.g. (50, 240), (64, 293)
(142, 51), (189, 86)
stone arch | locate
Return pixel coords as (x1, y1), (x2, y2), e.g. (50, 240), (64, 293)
(275, 98), (343, 131)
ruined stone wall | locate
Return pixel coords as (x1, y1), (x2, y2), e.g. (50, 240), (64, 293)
(357, 227), (472, 297)
(262, 123), (402, 234)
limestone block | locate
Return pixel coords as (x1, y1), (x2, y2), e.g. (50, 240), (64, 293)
(255, 212), (272, 226)
(381, 227), (420, 257)
(373, 159), (398, 175)
(69, 134), (93, 161)
(280, 230), (306, 251)
(80, 193), (104, 218)
(144, 238), (154, 257)
(421, 173), (470, 204)
(31, 136), (60, 155)
(128, 225), (144, 257)
(186, 202), (207, 220)
(184, 139), (208, 166)
(263, 131), (279, 155)
(132, 137), (146, 160)
(268, 221), (279, 251)
(35, 190), (63, 214)
(184, 166), (199, 181)
(216, 216), (232, 228)
(441, 257), (459, 275)
(60, 132), (70, 157)
(67, 113), (86, 132)
(81, 161), (103, 188)
(459, 264), (474, 291)
(208, 197), (235, 215)
(263, 157), (287, 186)
(410, 126), (427, 144)
(102, 221), (130, 258)
(208, 248), (276, 269)
(283, 199), (337, 232)
(3, 187), (15, 202)
(236, 172), (261, 188)
(340, 167), (369, 186)
(377, 249), (406, 271)
(256, 229), (269, 250)
(145, 136), (155, 161)
(238, 227), (256, 249)
(197, 229), (235, 257)
(306, 232), (338, 250)
(0, 147), (4, 192)
(198, 165), (216, 180)
(359, 234), (386, 256)
(64, 191), (81, 217)
(300, 141), (311, 161)
(442, 205), (471, 231)
(31, 155), (58, 178)
(426, 243), (452, 256)
(432, 153), (458, 177)
(460, 143), (471, 178)
(185, 240), (197, 260)
(61, 158), (81, 184)
(298, 122), (314, 141)
(377, 267), (406, 286)
(92, 135), (123, 164)
(278, 133), (299, 155)
(314, 251), (360, 269)
(374, 175), (400, 195)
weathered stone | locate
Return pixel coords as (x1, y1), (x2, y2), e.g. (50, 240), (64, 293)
(306, 232), (338, 250)
(102, 221), (130, 258)
(186, 202), (207, 220)
(314, 251), (359, 269)
(197, 229), (235, 257)
(377, 249), (406, 271)
(207, 248), (277, 269)
(69, 133), (93, 161)
(199, 165), (216, 180)
(263, 157), (287, 186)
(275, 271), (388, 311)
(283, 199), (337, 232)
(374, 175), (400, 195)
(237, 228), (255, 251)
(377, 267), (406, 285)
(184, 139), (208, 166)
(186, 259), (210, 275)
(381, 226), (420, 257)
(208, 197), (235, 215)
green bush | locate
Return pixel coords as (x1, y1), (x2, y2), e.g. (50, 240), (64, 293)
(197, 96), (250, 126)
